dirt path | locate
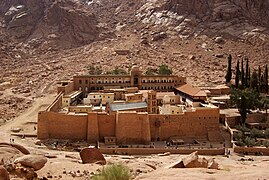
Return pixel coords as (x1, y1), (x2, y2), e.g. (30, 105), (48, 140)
(0, 93), (56, 143)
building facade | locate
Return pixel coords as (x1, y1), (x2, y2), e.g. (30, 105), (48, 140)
(73, 66), (186, 95)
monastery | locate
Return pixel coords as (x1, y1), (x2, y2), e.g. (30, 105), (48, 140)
(38, 66), (224, 145)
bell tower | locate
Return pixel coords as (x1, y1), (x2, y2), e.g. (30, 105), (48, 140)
(130, 66), (142, 88)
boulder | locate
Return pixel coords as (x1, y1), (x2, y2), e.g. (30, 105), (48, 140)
(79, 148), (106, 165)
(208, 158), (219, 170)
(0, 142), (30, 154)
(0, 166), (10, 180)
(14, 155), (47, 171)
(182, 151), (208, 168)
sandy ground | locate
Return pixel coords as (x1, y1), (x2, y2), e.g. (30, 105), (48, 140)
(1, 94), (269, 180)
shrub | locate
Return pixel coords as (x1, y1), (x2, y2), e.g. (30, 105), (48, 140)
(235, 124), (250, 133)
(234, 131), (244, 141)
(93, 164), (132, 180)
(263, 141), (269, 148)
(265, 128), (269, 138)
(158, 64), (172, 75)
(250, 128), (265, 138)
(244, 136), (256, 147)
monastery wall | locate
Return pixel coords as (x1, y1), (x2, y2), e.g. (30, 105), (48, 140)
(116, 112), (151, 145)
(234, 146), (269, 155)
(97, 113), (116, 141)
(46, 93), (63, 112)
(149, 108), (220, 141)
(38, 111), (88, 140)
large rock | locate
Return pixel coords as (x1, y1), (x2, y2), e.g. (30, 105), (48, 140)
(182, 151), (208, 168)
(14, 155), (47, 171)
(79, 148), (106, 165)
(0, 166), (10, 180)
(0, 142), (30, 155)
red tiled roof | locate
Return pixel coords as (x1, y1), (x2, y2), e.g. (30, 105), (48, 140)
(176, 84), (207, 97)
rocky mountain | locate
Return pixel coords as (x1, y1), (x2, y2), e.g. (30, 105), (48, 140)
(0, 0), (269, 122)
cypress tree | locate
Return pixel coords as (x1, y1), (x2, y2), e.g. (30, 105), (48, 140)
(258, 65), (261, 92)
(250, 70), (258, 90)
(235, 60), (240, 89)
(225, 54), (232, 83)
(241, 59), (245, 89)
(248, 67), (251, 88)
(245, 58), (249, 87)
(265, 64), (268, 93)
(239, 95), (247, 124)
(261, 74), (265, 92)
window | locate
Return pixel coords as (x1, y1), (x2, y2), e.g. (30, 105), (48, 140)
(79, 80), (82, 84)
(85, 80), (88, 84)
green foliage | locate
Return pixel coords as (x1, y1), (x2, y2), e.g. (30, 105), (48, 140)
(225, 54), (232, 83)
(244, 136), (256, 147)
(250, 128), (264, 138)
(158, 64), (172, 75)
(245, 58), (249, 87)
(112, 67), (127, 75)
(265, 128), (269, 139)
(88, 65), (103, 75)
(234, 131), (244, 141)
(235, 61), (240, 89)
(145, 68), (157, 76)
(241, 59), (245, 88)
(263, 141), (269, 148)
(231, 88), (260, 124)
(235, 124), (250, 133)
(250, 70), (258, 90)
(93, 164), (132, 180)
(264, 64), (268, 93)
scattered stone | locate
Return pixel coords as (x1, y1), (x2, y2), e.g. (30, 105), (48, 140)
(215, 37), (225, 44)
(158, 152), (171, 156)
(35, 140), (42, 146)
(11, 127), (21, 133)
(208, 158), (219, 170)
(79, 148), (106, 165)
(215, 54), (224, 58)
(14, 155), (47, 171)
(145, 163), (157, 170)
(0, 166), (10, 180)
(188, 55), (196, 60)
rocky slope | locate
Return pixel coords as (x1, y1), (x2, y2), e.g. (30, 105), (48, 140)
(0, 0), (269, 122)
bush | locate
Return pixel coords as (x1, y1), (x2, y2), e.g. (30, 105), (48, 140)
(235, 138), (245, 147)
(93, 164), (132, 180)
(265, 128), (269, 138)
(234, 131), (244, 141)
(235, 124), (250, 133)
(158, 64), (172, 75)
(263, 141), (269, 148)
(244, 136), (256, 147)
(250, 128), (265, 138)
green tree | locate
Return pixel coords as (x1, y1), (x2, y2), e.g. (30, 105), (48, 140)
(225, 54), (232, 83)
(245, 58), (249, 87)
(158, 64), (172, 75)
(264, 64), (268, 93)
(241, 59), (245, 89)
(112, 66), (127, 75)
(260, 96), (269, 123)
(235, 60), (240, 89)
(145, 68), (157, 76)
(88, 65), (103, 75)
(250, 70), (258, 90)
(231, 88), (260, 124)
(258, 65), (262, 92)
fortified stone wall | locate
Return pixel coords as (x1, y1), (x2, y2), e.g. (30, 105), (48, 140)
(234, 146), (269, 155)
(116, 112), (151, 145)
(97, 113), (116, 141)
(38, 111), (88, 140)
(46, 93), (63, 112)
(149, 108), (220, 141)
